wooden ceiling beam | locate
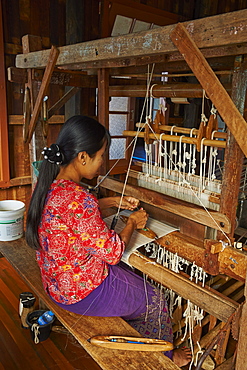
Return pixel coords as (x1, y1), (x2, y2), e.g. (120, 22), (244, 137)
(57, 44), (247, 72)
(8, 66), (97, 86)
(108, 55), (237, 76)
(109, 83), (231, 98)
(15, 9), (247, 70)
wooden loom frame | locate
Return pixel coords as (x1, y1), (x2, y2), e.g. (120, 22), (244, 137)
(14, 8), (247, 369)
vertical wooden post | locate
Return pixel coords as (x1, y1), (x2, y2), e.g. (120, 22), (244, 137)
(219, 56), (247, 239)
(0, 0), (10, 187)
(22, 35), (44, 185)
(65, 0), (83, 120)
(98, 68), (109, 174)
(236, 270), (247, 369)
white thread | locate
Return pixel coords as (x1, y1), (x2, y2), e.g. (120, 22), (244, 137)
(194, 341), (204, 367)
(150, 84), (158, 98)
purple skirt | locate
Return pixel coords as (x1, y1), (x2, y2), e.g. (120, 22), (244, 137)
(50, 262), (173, 358)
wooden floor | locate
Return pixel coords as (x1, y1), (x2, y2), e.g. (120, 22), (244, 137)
(0, 256), (102, 370)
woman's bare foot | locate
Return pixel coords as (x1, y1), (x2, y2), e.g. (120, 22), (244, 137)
(173, 347), (192, 367)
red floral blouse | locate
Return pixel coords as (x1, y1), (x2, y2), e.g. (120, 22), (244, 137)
(37, 179), (125, 305)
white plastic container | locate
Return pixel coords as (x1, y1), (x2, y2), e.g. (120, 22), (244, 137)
(0, 200), (25, 241)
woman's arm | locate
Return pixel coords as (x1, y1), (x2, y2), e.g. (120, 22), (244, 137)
(98, 196), (140, 212)
(98, 197), (118, 211)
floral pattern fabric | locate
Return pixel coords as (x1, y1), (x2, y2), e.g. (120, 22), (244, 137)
(37, 179), (125, 304)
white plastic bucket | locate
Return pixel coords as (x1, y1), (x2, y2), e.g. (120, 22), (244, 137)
(0, 200), (25, 241)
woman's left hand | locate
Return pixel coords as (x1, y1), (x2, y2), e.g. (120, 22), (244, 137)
(117, 196), (140, 210)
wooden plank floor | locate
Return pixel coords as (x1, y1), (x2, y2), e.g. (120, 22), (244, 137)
(0, 256), (102, 370)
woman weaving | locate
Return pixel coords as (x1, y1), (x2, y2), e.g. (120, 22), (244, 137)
(26, 115), (191, 367)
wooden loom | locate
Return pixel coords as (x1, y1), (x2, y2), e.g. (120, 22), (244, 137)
(14, 9), (247, 370)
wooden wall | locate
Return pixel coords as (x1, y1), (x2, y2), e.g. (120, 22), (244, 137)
(1, 0), (247, 215)
(0, 0), (99, 210)
(121, 0), (247, 20)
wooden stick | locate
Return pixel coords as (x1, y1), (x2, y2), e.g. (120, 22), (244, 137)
(129, 251), (238, 322)
(235, 270), (247, 369)
(89, 336), (173, 352)
(136, 123), (227, 140)
(170, 23), (247, 157)
(23, 86), (31, 142)
(48, 87), (80, 118)
(27, 45), (59, 143)
(98, 176), (231, 232)
(219, 247), (247, 282)
(122, 130), (226, 148)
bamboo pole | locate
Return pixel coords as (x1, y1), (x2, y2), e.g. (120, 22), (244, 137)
(123, 130), (226, 148)
(136, 123), (227, 140)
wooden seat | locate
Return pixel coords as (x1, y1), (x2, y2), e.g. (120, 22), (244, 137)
(0, 238), (180, 370)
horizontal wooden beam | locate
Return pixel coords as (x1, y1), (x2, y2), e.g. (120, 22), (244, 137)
(9, 176), (32, 186)
(158, 232), (246, 281)
(98, 176), (231, 232)
(62, 46), (244, 73)
(109, 83), (211, 98)
(16, 9), (247, 70)
(108, 55), (237, 77)
(219, 247), (247, 281)
(8, 66), (97, 87)
(0, 176), (32, 188)
(157, 231), (219, 275)
(129, 251), (238, 322)
(8, 114), (64, 125)
(141, 124), (227, 140)
(123, 130), (226, 148)
(110, 83), (231, 98)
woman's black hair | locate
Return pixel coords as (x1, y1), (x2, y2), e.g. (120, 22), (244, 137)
(26, 115), (111, 250)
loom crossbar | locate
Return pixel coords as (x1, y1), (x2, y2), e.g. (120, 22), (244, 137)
(98, 176), (231, 233)
(129, 252), (238, 322)
(123, 130), (226, 148)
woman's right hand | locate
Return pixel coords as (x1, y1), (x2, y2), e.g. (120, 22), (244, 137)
(128, 209), (148, 230)
(119, 209), (148, 246)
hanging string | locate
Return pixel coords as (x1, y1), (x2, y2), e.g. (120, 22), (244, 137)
(113, 63), (156, 219)
(94, 64), (156, 191)
(139, 115), (232, 246)
(194, 341), (204, 367)
(150, 84), (158, 98)
(94, 68), (231, 247)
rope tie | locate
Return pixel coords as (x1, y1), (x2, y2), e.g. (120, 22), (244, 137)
(210, 104), (217, 117)
(201, 113), (208, 124)
(31, 323), (40, 344)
